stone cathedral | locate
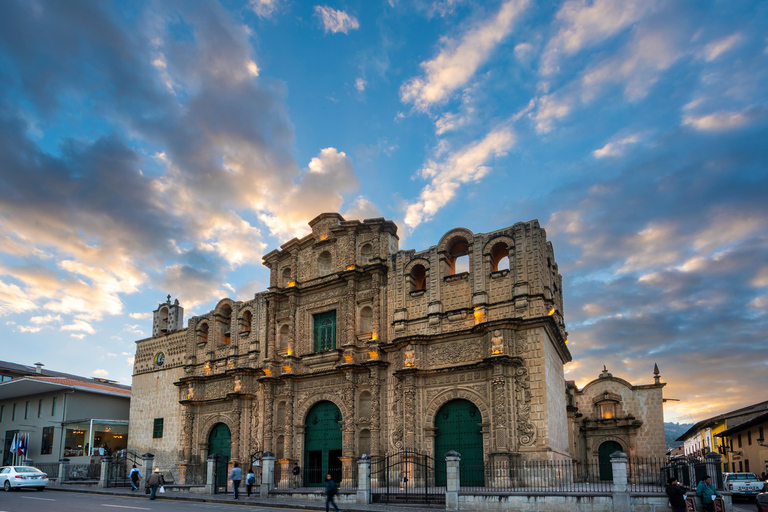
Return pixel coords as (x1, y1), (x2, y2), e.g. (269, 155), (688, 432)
(128, 213), (665, 485)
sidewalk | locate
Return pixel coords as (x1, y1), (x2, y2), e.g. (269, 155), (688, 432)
(47, 485), (443, 512)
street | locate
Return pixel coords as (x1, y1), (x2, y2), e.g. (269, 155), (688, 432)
(0, 490), (304, 512)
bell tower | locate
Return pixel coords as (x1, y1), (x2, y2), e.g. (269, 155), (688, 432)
(152, 295), (184, 337)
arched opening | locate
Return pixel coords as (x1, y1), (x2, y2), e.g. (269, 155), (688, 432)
(282, 267), (292, 287)
(490, 242), (510, 272)
(359, 306), (373, 334)
(197, 322), (209, 345)
(598, 441), (623, 481)
(276, 435), (285, 459)
(219, 305), (232, 344)
(358, 391), (372, 418)
(276, 401), (286, 430)
(239, 310), (252, 335)
(360, 243), (373, 265)
(409, 264), (427, 292)
(446, 239), (470, 275)
(318, 251), (333, 277)
(434, 399), (484, 486)
(304, 401), (342, 486)
(207, 423), (231, 490)
(159, 307), (169, 333)
(358, 429), (371, 456)
(279, 325), (290, 350)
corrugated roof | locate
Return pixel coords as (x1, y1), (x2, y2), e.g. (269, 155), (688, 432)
(0, 359), (131, 392)
(29, 377), (131, 396)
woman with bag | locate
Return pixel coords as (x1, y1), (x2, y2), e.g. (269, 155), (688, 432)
(146, 468), (165, 500)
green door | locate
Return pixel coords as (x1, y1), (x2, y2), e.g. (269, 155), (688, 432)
(598, 441), (622, 481)
(208, 423), (232, 489)
(313, 311), (337, 352)
(304, 401), (342, 486)
(434, 399), (484, 486)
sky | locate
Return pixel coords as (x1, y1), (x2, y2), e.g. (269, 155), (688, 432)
(0, 0), (766, 424)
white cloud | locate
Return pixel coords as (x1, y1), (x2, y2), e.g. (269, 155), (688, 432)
(702, 32), (743, 62)
(593, 134), (640, 158)
(129, 312), (152, 320)
(355, 78), (366, 92)
(93, 369), (109, 376)
(343, 196), (381, 221)
(400, 0), (529, 111)
(30, 313), (62, 324)
(124, 324), (145, 336)
(0, 279), (37, 315)
(682, 109), (757, 131)
(540, 0), (658, 76)
(17, 325), (44, 333)
(314, 6), (360, 34)
(404, 127), (515, 228)
(434, 111), (471, 135)
(60, 319), (96, 334)
(126, 356), (135, 365)
(70, 333), (86, 339)
(514, 42), (534, 62)
(250, 0), (281, 18)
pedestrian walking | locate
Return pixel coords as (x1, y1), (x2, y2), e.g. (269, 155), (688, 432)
(325, 473), (340, 512)
(292, 462), (301, 488)
(146, 468), (165, 500)
(229, 462), (242, 500)
(665, 477), (687, 512)
(246, 469), (256, 498)
(695, 475), (720, 512)
(128, 464), (142, 491)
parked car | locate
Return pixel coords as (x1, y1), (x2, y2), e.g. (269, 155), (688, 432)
(756, 491), (768, 512)
(0, 466), (49, 491)
(724, 473), (764, 499)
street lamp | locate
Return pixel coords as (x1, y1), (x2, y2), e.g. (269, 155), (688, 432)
(757, 437), (765, 447)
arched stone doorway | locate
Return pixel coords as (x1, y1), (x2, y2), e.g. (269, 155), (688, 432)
(304, 401), (342, 486)
(208, 423), (231, 489)
(598, 440), (623, 481)
(434, 399), (484, 486)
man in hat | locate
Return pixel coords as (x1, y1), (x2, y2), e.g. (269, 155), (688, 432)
(146, 468), (165, 500)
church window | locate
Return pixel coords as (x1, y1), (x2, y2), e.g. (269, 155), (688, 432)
(219, 305), (232, 344)
(153, 418), (164, 439)
(359, 392), (372, 418)
(197, 322), (209, 344)
(600, 402), (615, 419)
(240, 310), (252, 335)
(276, 402), (286, 428)
(279, 325), (290, 349)
(360, 243), (373, 265)
(359, 306), (373, 333)
(318, 251), (333, 276)
(410, 264), (427, 291)
(313, 310), (336, 352)
(282, 267), (292, 287)
(446, 238), (470, 275)
(276, 435), (285, 459)
(490, 242), (510, 272)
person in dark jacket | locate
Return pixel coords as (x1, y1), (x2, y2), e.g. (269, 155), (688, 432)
(325, 474), (340, 512)
(695, 475), (720, 512)
(666, 477), (687, 512)
(146, 468), (165, 500)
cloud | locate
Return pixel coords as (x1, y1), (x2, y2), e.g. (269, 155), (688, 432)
(540, 0), (658, 76)
(400, 0), (529, 111)
(513, 42), (534, 63)
(70, 334), (86, 340)
(314, 6), (360, 34)
(702, 32), (743, 62)
(682, 108), (762, 131)
(593, 134), (641, 158)
(355, 78), (366, 92)
(129, 312), (152, 320)
(250, 0), (281, 18)
(126, 356), (135, 365)
(93, 369), (109, 377)
(17, 325), (44, 333)
(30, 314), (62, 324)
(343, 196), (382, 221)
(404, 126), (515, 228)
(61, 319), (96, 335)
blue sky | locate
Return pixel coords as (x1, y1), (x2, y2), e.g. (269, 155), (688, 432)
(0, 0), (766, 422)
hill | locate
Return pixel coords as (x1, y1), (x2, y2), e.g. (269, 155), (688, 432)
(665, 421), (694, 449)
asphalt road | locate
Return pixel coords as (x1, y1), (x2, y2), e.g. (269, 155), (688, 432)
(0, 490), (299, 512)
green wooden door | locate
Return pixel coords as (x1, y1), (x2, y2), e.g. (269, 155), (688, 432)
(598, 441), (622, 481)
(434, 399), (484, 486)
(313, 311), (336, 352)
(208, 423), (231, 488)
(304, 401), (342, 486)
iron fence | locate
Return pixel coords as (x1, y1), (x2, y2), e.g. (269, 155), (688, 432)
(35, 462), (59, 479)
(371, 449), (444, 504)
(626, 457), (666, 492)
(180, 463), (207, 485)
(65, 463), (101, 480)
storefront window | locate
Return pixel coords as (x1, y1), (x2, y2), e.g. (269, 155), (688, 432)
(63, 426), (88, 457)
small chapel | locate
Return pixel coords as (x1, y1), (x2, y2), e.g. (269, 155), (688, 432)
(127, 213), (665, 486)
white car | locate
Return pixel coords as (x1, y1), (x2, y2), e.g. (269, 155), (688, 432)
(0, 466), (49, 491)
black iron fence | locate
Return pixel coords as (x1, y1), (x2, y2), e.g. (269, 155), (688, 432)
(181, 463), (207, 485)
(371, 449), (444, 504)
(65, 463), (101, 480)
(35, 462), (59, 479)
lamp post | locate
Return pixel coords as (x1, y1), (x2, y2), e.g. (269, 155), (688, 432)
(757, 437), (765, 447)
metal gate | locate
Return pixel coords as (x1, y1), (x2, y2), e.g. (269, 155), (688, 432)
(371, 449), (444, 504)
(213, 453), (230, 494)
(106, 451), (142, 488)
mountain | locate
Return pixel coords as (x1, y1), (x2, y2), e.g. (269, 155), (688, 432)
(665, 421), (694, 449)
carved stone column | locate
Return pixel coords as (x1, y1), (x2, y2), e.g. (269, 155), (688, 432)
(232, 403), (242, 463)
(345, 279), (356, 346)
(267, 300), (276, 360)
(370, 367), (382, 455)
(284, 382), (295, 460)
(403, 373), (417, 448)
(263, 383), (274, 452)
(182, 408), (195, 463)
(514, 364), (537, 448)
(371, 273), (381, 337)
(491, 363), (508, 451)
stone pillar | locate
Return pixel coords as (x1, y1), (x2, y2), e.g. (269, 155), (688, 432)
(231, 404), (242, 463)
(142, 453), (155, 477)
(205, 454), (216, 494)
(356, 454), (371, 504)
(277, 459), (291, 488)
(53, 458), (69, 487)
(260, 452), (275, 498)
(99, 456), (112, 488)
(340, 456), (355, 488)
(445, 451), (460, 511)
(611, 451), (630, 512)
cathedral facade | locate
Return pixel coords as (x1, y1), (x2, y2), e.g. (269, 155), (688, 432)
(128, 213), (593, 483)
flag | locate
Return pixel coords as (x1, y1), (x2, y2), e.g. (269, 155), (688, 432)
(9, 433), (17, 454)
(20, 433), (27, 456)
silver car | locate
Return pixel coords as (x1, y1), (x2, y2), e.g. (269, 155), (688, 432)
(0, 466), (50, 491)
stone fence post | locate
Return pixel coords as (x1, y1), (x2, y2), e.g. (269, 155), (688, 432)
(141, 453), (155, 477)
(356, 454), (371, 504)
(205, 455), (216, 494)
(704, 452), (723, 488)
(99, 456), (112, 488)
(53, 458), (69, 487)
(611, 451), (629, 512)
(260, 452), (275, 498)
(445, 450), (461, 511)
